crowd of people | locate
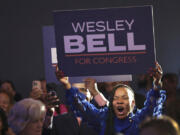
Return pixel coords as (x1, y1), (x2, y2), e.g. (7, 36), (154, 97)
(0, 62), (180, 135)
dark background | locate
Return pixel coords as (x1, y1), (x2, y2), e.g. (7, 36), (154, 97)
(1, 0), (180, 97)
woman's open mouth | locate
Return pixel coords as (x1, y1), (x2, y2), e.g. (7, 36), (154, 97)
(117, 106), (124, 115)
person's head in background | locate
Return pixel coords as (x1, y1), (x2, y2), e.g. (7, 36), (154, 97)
(72, 83), (92, 102)
(0, 90), (13, 115)
(137, 74), (153, 90)
(139, 115), (180, 135)
(0, 80), (22, 102)
(103, 82), (114, 93)
(0, 108), (8, 135)
(0, 80), (16, 97)
(8, 98), (46, 135)
(162, 73), (178, 97)
(98, 82), (118, 94)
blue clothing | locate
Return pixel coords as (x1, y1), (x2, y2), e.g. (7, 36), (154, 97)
(66, 87), (166, 135)
(66, 88), (102, 132)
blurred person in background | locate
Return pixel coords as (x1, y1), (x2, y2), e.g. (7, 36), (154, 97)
(8, 98), (46, 135)
(0, 80), (22, 102)
(0, 91), (14, 115)
(139, 115), (180, 135)
(162, 73), (179, 105)
(162, 73), (180, 124)
(136, 74), (153, 95)
(97, 82), (114, 101)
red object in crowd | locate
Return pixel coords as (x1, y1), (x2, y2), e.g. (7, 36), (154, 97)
(54, 104), (68, 116)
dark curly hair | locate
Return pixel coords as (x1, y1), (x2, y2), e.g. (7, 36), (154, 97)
(0, 80), (16, 91)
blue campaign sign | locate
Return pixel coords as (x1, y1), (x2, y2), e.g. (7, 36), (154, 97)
(42, 26), (59, 84)
(42, 26), (132, 83)
(53, 6), (156, 77)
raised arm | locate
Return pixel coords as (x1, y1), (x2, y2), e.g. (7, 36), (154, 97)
(84, 78), (109, 107)
(135, 62), (166, 121)
(152, 61), (163, 90)
(55, 67), (108, 120)
(55, 66), (71, 90)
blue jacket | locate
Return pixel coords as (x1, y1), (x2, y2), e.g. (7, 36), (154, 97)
(66, 87), (166, 135)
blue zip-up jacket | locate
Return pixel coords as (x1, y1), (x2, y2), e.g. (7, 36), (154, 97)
(66, 87), (166, 135)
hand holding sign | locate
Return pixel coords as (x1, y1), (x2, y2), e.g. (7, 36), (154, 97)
(148, 61), (163, 90)
(55, 65), (71, 89)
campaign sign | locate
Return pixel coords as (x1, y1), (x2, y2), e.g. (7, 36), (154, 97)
(53, 6), (155, 77)
(42, 26), (58, 83)
(42, 26), (132, 83)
